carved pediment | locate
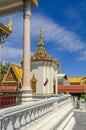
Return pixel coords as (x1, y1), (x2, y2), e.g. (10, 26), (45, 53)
(6, 69), (17, 82)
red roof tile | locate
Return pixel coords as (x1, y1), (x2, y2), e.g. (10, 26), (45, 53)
(0, 86), (16, 92)
(58, 85), (86, 93)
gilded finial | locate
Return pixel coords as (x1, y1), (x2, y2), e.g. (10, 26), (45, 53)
(39, 26), (43, 40)
(38, 24), (44, 46)
(7, 17), (12, 31)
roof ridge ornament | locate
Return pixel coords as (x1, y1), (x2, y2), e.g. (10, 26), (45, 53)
(7, 17), (13, 31)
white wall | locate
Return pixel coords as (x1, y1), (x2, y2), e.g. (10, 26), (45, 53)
(31, 61), (58, 94)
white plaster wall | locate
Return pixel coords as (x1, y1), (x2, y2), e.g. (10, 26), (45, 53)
(50, 66), (55, 93)
(46, 65), (49, 93)
(48, 65), (51, 93)
(43, 65), (46, 93)
(43, 64), (52, 94)
(31, 61), (44, 93)
(31, 61), (58, 94)
(43, 63), (57, 94)
(31, 66), (43, 93)
(55, 70), (58, 94)
(49, 65), (52, 93)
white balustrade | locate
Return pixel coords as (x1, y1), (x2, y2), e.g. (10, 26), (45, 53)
(0, 95), (73, 130)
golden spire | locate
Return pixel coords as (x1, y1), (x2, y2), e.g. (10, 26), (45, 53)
(38, 26), (44, 46)
(7, 17), (12, 31)
(39, 26), (43, 40)
(31, 26), (59, 66)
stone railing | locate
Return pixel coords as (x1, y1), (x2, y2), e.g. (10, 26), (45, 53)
(32, 93), (61, 101)
(0, 91), (63, 108)
(0, 95), (74, 130)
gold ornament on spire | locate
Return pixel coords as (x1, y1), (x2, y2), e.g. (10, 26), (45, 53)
(39, 26), (42, 39)
(38, 26), (44, 46)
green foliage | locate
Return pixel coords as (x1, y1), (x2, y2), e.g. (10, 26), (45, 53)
(81, 94), (86, 101)
(0, 62), (10, 84)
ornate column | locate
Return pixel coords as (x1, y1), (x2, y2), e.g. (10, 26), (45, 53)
(21, 0), (32, 103)
(23, 0), (31, 90)
(22, 0), (38, 103)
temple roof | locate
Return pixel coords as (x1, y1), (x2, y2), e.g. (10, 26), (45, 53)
(11, 64), (22, 81)
(0, 18), (12, 36)
(68, 76), (86, 84)
(31, 27), (59, 66)
(2, 63), (22, 84)
(58, 85), (86, 93)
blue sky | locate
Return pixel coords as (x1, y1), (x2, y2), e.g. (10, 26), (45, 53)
(0, 0), (86, 77)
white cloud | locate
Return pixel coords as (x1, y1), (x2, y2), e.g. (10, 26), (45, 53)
(0, 12), (86, 62)
(1, 46), (22, 59)
(31, 13), (85, 52)
(78, 50), (86, 61)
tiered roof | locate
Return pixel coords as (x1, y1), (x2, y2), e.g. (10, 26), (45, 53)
(21, 27), (61, 73)
(31, 27), (59, 66)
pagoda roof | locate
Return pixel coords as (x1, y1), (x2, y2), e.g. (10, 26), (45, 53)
(31, 27), (59, 66)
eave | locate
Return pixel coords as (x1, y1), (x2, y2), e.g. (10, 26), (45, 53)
(0, 0), (38, 16)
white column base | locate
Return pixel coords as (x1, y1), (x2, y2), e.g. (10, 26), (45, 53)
(21, 88), (33, 104)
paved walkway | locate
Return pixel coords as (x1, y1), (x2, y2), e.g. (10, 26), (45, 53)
(73, 110), (86, 130)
